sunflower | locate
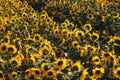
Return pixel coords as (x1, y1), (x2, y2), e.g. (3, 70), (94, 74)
(61, 29), (68, 38)
(92, 67), (105, 79)
(39, 14), (47, 21)
(64, 19), (70, 25)
(79, 68), (88, 80)
(34, 33), (42, 42)
(87, 14), (94, 20)
(13, 24), (20, 33)
(53, 28), (60, 38)
(79, 47), (88, 57)
(8, 44), (17, 55)
(0, 42), (9, 54)
(0, 58), (5, 67)
(44, 69), (57, 79)
(89, 32), (99, 42)
(10, 71), (18, 80)
(61, 22), (67, 29)
(83, 23), (92, 34)
(75, 30), (85, 41)
(71, 60), (82, 72)
(16, 51), (24, 61)
(92, 55), (101, 66)
(66, 31), (73, 40)
(101, 51), (111, 61)
(2, 35), (10, 44)
(32, 68), (41, 79)
(0, 27), (5, 34)
(114, 67), (120, 79)
(102, 30), (110, 36)
(39, 47), (50, 58)
(68, 23), (75, 31)
(112, 12), (119, 18)
(71, 41), (79, 49)
(25, 68), (32, 80)
(84, 44), (97, 54)
(41, 63), (50, 72)
(0, 70), (5, 80)
(117, 56), (120, 65)
(22, 12), (28, 19)
(9, 57), (22, 68)
(29, 54), (38, 66)
(54, 58), (68, 70)
(107, 36), (115, 44)
(46, 17), (53, 25)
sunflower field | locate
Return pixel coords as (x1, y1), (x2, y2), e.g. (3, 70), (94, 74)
(0, 0), (120, 80)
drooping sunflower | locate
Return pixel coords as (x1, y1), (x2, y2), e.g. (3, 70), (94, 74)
(16, 50), (24, 61)
(79, 68), (88, 80)
(0, 70), (5, 80)
(114, 67), (120, 79)
(92, 67), (105, 79)
(0, 42), (9, 54)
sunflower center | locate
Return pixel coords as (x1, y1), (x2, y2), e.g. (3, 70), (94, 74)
(0, 73), (3, 77)
(78, 32), (82, 36)
(95, 59), (99, 62)
(85, 26), (90, 30)
(73, 66), (78, 71)
(0, 29), (3, 32)
(11, 60), (17, 66)
(25, 71), (29, 75)
(96, 70), (100, 74)
(104, 53), (109, 57)
(48, 71), (53, 76)
(57, 61), (63, 66)
(43, 49), (49, 55)
(35, 70), (40, 74)
(12, 74), (16, 77)
(35, 36), (39, 40)
(44, 65), (49, 71)
(74, 43), (77, 47)
(117, 71), (120, 75)
(92, 36), (97, 41)
(4, 38), (8, 42)
(8, 47), (14, 52)
(2, 46), (6, 51)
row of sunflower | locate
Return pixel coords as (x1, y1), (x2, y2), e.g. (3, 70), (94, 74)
(0, 0), (120, 80)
